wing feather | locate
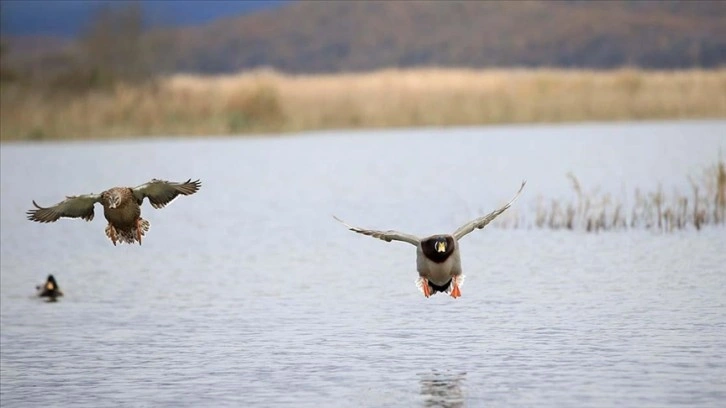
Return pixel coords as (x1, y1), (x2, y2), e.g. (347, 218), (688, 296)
(132, 178), (202, 209)
(452, 180), (527, 240)
(333, 216), (420, 246)
(26, 194), (102, 223)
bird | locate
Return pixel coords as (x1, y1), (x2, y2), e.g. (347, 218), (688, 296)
(36, 274), (63, 300)
(27, 178), (202, 246)
(334, 180), (526, 298)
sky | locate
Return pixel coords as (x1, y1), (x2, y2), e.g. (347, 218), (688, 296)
(0, 0), (290, 37)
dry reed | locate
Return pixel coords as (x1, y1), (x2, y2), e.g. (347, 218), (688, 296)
(496, 157), (726, 233)
(2, 67), (726, 141)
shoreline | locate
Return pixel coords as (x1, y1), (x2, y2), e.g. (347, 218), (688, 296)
(2, 67), (725, 142)
(2, 118), (723, 146)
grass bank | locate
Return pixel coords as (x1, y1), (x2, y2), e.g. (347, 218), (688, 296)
(2, 68), (725, 141)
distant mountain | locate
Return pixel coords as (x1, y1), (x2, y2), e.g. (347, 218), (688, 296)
(3, 0), (725, 75)
(138, 0), (726, 72)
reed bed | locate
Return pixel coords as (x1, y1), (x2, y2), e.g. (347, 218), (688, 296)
(2, 67), (726, 141)
(496, 157), (726, 233)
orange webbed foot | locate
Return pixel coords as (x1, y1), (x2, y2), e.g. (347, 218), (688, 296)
(422, 278), (431, 298)
(450, 278), (461, 298)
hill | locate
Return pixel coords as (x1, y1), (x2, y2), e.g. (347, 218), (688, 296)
(149, 0), (726, 73)
(2, 0), (726, 76)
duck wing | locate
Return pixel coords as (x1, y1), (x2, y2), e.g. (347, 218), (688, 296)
(27, 193), (102, 223)
(452, 180), (526, 240)
(333, 216), (420, 246)
(132, 178), (202, 209)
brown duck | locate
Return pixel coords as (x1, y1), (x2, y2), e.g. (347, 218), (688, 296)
(27, 178), (201, 245)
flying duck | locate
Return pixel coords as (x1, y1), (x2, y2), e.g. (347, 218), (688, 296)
(334, 180), (526, 298)
(27, 178), (201, 246)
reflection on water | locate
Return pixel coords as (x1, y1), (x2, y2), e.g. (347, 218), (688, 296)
(1, 121), (725, 407)
(419, 371), (466, 408)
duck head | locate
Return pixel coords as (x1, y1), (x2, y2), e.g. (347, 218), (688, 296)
(434, 236), (448, 253)
(45, 274), (57, 291)
(102, 191), (122, 209)
(421, 235), (456, 263)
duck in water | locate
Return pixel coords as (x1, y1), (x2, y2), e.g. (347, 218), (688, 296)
(36, 274), (64, 301)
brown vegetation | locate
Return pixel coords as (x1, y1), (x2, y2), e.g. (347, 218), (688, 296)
(2, 67), (725, 141)
(496, 157), (726, 233)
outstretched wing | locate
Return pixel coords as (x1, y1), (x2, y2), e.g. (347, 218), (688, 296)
(452, 180), (527, 240)
(333, 216), (420, 246)
(26, 194), (102, 223)
(132, 178), (202, 209)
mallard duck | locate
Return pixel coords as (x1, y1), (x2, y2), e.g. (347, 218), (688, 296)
(334, 180), (526, 298)
(27, 178), (201, 246)
(36, 274), (63, 299)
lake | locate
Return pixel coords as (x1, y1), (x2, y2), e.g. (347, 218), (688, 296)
(1, 120), (725, 407)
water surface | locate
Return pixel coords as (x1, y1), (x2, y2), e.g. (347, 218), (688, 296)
(1, 120), (725, 407)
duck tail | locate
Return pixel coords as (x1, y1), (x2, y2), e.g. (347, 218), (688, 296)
(105, 218), (150, 245)
(137, 217), (150, 239)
